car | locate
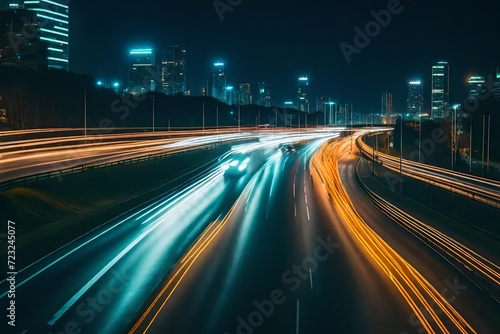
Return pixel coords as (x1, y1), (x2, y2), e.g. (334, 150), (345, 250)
(280, 144), (296, 153)
(223, 153), (251, 177)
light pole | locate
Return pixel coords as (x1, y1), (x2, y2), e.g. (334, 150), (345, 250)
(487, 115), (491, 172)
(323, 103), (326, 127)
(202, 102), (205, 132)
(152, 94), (155, 133)
(481, 114), (485, 177)
(344, 104), (348, 128)
(238, 104), (241, 132)
(216, 106), (219, 133)
(419, 110), (422, 163)
(451, 106), (458, 170)
(469, 115), (472, 172)
(335, 103), (338, 126)
(350, 104), (353, 152)
(84, 85), (87, 144)
(400, 116), (403, 196)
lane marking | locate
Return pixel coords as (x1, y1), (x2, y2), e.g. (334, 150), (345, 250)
(294, 204), (297, 217)
(306, 206), (311, 221)
(304, 194), (308, 204)
(47, 214), (167, 326)
(293, 182), (296, 197)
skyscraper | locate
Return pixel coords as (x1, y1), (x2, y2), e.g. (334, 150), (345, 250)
(212, 62), (226, 103)
(468, 76), (485, 99)
(431, 61), (449, 119)
(225, 86), (235, 105)
(381, 90), (393, 124)
(238, 83), (252, 105)
(407, 81), (423, 119)
(297, 76), (310, 113)
(22, 0), (69, 71)
(161, 46), (186, 95)
(257, 81), (271, 107)
(129, 48), (156, 94)
(494, 67), (500, 102)
(0, 8), (47, 70)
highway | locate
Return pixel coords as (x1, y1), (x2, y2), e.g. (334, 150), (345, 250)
(358, 135), (500, 209)
(0, 132), (337, 334)
(1, 131), (498, 333)
(127, 135), (499, 333)
(0, 131), (254, 183)
(0, 129), (338, 184)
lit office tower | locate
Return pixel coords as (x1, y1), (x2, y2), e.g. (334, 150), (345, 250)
(468, 76), (485, 99)
(257, 81), (271, 107)
(212, 62), (227, 103)
(225, 86), (236, 105)
(381, 90), (393, 124)
(494, 67), (500, 102)
(0, 7), (47, 70)
(407, 81), (423, 120)
(431, 61), (449, 119)
(22, 0), (69, 71)
(129, 48), (156, 94)
(297, 76), (310, 113)
(161, 46), (186, 95)
(238, 83), (252, 105)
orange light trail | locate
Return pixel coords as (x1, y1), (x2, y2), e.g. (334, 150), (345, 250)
(310, 137), (476, 334)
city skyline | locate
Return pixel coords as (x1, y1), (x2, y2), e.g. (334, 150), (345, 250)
(1, 0), (499, 114)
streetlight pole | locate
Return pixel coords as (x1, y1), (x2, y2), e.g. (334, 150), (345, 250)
(323, 104), (326, 128)
(481, 114), (485, 177)
(451, 109), (454, 170)
(419, 111), (422, 163)
(275, 108), (277, 128)
(469, 115), (472, 173)
(152, 94), (155, 133)
(400, 116), (403, 196)
(350, 104), (353, 152)
(202, 102), (205, 132)
(487, 115), (491, 172)
(238, 104), (241, 132)
(84, 85), (87, 144)
(335, 104), (337, 126)
(216, 106), (219, 133)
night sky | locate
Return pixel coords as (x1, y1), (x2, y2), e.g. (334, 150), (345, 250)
(3, 0), (500, 113)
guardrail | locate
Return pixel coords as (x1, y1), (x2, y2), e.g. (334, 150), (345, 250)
(0, 142), (229, 192)
(355, 159), (500, 301)
(357, 135), (500, 209)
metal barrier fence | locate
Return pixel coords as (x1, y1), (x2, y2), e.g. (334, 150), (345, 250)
(0, 142), (229, 191)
